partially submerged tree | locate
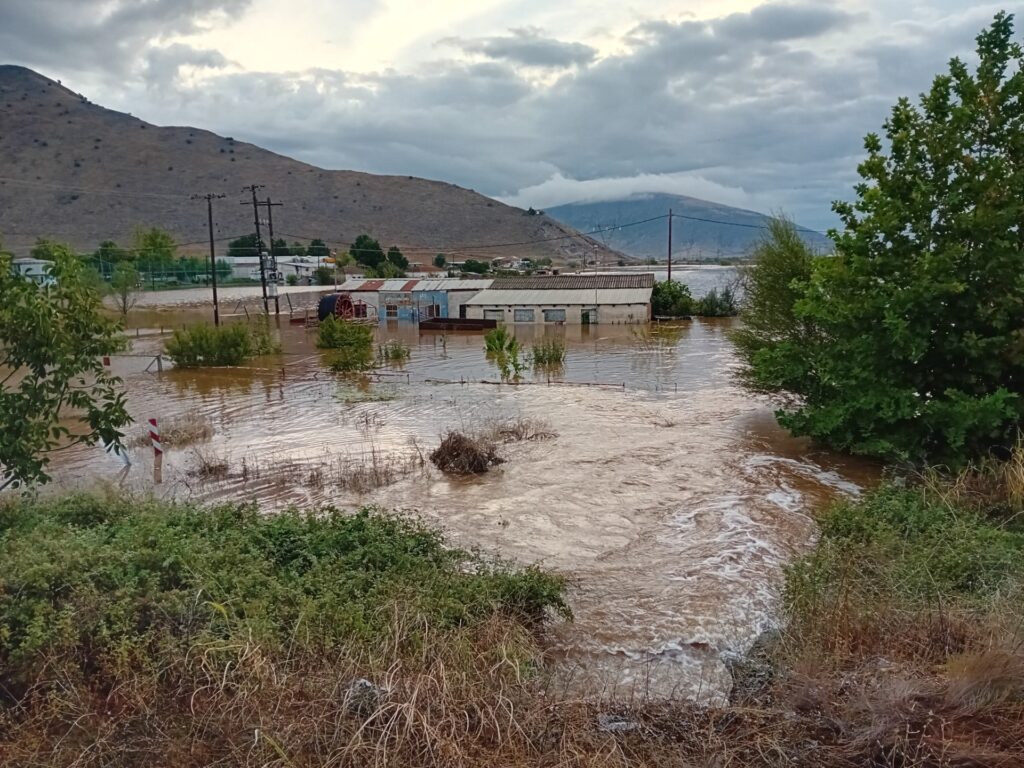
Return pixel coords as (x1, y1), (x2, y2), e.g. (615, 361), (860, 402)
(738, 14), (1024, 466)
(0, 248), (131, 488)
(109, 261), (140, 316)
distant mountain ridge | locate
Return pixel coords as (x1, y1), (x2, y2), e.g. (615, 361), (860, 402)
(0, 65), (620, 264)
(546, 193), (831, 261)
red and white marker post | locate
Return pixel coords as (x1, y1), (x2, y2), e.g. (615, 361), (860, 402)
(149, 418), (163, 484)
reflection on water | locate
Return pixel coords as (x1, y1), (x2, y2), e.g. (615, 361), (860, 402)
(46, 313), (878, 703)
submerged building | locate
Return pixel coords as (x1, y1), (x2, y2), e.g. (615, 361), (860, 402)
(463, 274), (655, 325)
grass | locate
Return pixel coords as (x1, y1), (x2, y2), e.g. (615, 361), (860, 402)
(484, 327), (525, 379)
(0, 493), (569, 765)
(530, 338), (565, 367)
(378, 339), (411, 364)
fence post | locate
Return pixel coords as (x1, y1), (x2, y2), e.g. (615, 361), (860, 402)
(156, 354), (163, 373)
(149, 418), (163, 484)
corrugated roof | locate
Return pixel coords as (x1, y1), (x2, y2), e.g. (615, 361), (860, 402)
(338, 278), (493, 292)
(412, 279), (493, 292)
(490, 273), (655, 290)
(465, 288), (652, 306)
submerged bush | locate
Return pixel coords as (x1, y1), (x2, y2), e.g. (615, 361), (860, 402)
(378, 339), (411, 363)
(484, 327), (524, 379)
(318, 316), (374, 371)
(651, 279), (694, 317)
(695, 286), (738, 317)
(430, 431), (502, 474)
(164, 320), (280, 368)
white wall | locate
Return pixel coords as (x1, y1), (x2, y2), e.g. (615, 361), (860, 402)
(465, 304), (648, 325)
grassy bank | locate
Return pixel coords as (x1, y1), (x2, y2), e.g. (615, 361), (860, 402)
(1, 480), (1021, 766)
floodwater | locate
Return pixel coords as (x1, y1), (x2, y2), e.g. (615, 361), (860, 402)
(46, 307), (878, 703)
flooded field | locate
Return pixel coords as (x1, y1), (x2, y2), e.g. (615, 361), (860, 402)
(47, 311), (878, 702)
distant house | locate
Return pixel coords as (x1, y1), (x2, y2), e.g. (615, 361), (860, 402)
(463, 273), (654, 325)
(10, 257), (55, 286)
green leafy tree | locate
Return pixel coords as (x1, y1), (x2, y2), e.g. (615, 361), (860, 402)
(741, 14), (1024, 466)
(651, 280), (694, 317)
(95, 240), (130, 263)
(290, 241), (308, 258)
(364, 261), (405, 279)
(462, 258), (490, 274)
(0, 249), (131, 488)
(110, 261), (140, 316)
(387, 245), (409, 270)
(350, 234), (385, 269)
(731, 218), (819, 392)
(271, 238), (289, 258)
(133, 227), (176, 263)
(227, 233), (260, 259)
(433, 253), (446, 268)
(313, 265), (335, 285)
(307, 239), (330, 260)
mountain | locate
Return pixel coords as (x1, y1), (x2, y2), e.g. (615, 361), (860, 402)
(546, 193), (831, 261)
(0, 65), (619, 264)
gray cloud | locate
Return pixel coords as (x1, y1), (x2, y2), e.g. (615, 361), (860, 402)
(4, 1), (1022, 230)
(442, 28), (597, 69)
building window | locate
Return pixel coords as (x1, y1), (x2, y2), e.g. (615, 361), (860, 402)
(425, 303), (441, 318)
(513, 308), (535, 322)
(484, 309), (504, 321)
(354, 303), (367, 318)
(386, 304), (398, 318)
(543, 308), (566, 323)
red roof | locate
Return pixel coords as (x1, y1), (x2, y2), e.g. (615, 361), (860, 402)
(400, 280), (419, 292)
(356, 280), (385, 291)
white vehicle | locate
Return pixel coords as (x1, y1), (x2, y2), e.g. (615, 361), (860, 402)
(247, 267), (284, 284)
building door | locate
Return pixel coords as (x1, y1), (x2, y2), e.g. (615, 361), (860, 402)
(459, 304), (467, 319)
(582, 308), (598, 325)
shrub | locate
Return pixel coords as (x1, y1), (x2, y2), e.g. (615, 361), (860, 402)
(285, 273), (298, 286)
(430, 432), (502, 474)
(318, 316), (374, 371)
(695, 286), (738, 317)
(651, 279), (694, 317)
(312, 265), (334, 285)
(484, 327), (524, 378)
(164, 321), (279, 368)
(531, 338), (565, 367)
(0, 494), (568, 696)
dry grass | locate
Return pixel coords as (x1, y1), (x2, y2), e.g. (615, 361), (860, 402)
(430, 432), (503, 475)
(128, 411), (214, 449)
(483, 416), (556, 443)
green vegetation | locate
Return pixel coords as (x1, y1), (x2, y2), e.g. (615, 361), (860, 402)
(0, 248), (130, 488)
(0, 494), (568, 763)
(318, 316), (375, 372)
(462, 258), (491, 274)
(652, 279), (694, 317)
(531, 338), (566, 367)
(165, 320), (280, 368)
(694, 286), (737, 317)
(378, 339), (411, 364)
(484, 326), (524, 379)
(350, 234), (407, 277)
(313, 264), (335, 285)
(734, 15), (1024, 466)
(285, 273), (298, 286)
(433, 253), (446, 268)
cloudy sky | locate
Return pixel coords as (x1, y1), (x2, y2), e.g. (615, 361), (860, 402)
(1, 0), (1019, 229)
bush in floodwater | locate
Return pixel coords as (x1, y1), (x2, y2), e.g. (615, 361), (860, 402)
(651, 279), (695, 317)
(378, 339), (410, 364)
(318, 316), (374, 372)
(430, 431), (503, 475)
(164, 320), (279, 368)
(530, 338), (565, 367)
(695, 286), (738, 317)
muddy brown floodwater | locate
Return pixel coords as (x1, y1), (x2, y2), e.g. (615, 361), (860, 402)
(47, 314), (879, 703)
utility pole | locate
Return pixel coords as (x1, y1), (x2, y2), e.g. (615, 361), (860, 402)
(192, 192), (226, 325)
(258, 197), (284, 316)
(667, 208), (673, 282)
(241, 184), (267, 313)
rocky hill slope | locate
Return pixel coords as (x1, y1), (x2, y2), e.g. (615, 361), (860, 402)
(0, 65), (618, 263)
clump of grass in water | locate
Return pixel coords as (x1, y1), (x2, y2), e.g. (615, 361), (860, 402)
(336, 382), (399, 403)
(164, 319), (281, 368)
(378, 339), (411, 364)
(530, 338), (565, 367)
(484, 327), (525, 379)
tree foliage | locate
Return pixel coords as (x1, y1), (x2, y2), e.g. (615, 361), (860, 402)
(737, 14), (1024, 466)
(461, 259), (490, 274)
(133, 227), (176, 264)
(651, 280), (694, 317)
(350, 234), (384, 268)
(386, 245), (408, 270)
(0, 249), (131, 488)
(227, 233), (261, 259)
(110, 261), (140, 316)
(307, 238), (329, 260)
(434, 253), (446, 268)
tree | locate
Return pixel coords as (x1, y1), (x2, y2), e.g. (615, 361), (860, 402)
(228, 233), (261, 259)
(95, 240), (130, 263)
(731, 217), (818, 392)
(290, 241), (308, 258)
(350, 234), (384, 269)
(651, 280), (694, 317)
(433, 253), (446, 268)
(313, 266), (335, 285)
(271, 238), (289, 258)
(307, 239), (330, 260)
(110, 261), (140, 316)
(363, 261), (404, 279)
(462, 259), (490, 274)
(0, 248), (131, 488)
(386, 245), (408, 270)
(740, 13), (1024, 466)
(133, 227), (176, 263)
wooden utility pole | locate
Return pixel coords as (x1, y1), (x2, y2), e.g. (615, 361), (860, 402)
(192, 192), (226, 325)
(667, 209), (673, 282)
(258, 197), (284, 316)
(242, 184), (267, 313)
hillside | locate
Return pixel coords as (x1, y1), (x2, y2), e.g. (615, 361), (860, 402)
(0, 65), (619, 264)
(546, 193), (831, 261)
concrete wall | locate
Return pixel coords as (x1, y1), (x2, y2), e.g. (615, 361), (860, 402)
(447, 290), (482, 319)
(465, 303), (649, 325)
(411, 290), (449, 319)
